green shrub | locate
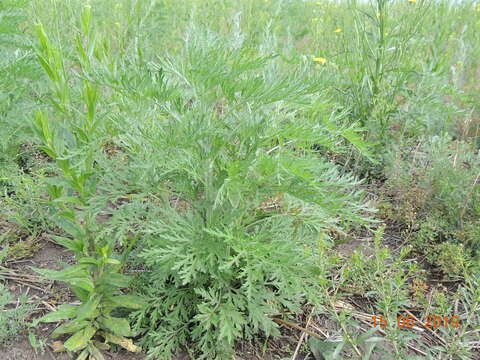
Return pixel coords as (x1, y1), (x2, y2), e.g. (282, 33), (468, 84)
(127, 26), (373, 359)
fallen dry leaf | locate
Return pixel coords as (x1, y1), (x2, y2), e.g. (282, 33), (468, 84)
(50, 340), (65, 353)
(100, 331), (141, 353)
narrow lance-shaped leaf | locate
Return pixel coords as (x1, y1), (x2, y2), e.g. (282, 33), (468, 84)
(33, 304), (79, 326)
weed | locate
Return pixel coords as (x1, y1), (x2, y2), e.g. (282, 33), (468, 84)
(30, 6), (145, 359)
(0, 283), (33, 348)
(383, 134), (480, 272)
(126, 25), (373, 359)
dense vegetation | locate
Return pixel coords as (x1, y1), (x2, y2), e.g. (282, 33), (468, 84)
(0, 0), (479, 359)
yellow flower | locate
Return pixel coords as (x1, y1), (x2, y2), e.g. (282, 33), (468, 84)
(315, 1), (321, 5)
(313, 57), (327, 65)
(408, 0), (417, 3)
(334, 28), (342, 33)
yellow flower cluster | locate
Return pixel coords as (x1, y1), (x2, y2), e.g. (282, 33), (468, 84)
(313, 57), (327, 65)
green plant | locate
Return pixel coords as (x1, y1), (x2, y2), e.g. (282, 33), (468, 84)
(0, 283), (33, 347)
(342, 0), (431, 142)
(0, 0), (40, 157)
(30, 6), (144, 360)
(427, 274), (480, 360)
(383, 134), (480, 269)
(308, 327), (386, 360)
(127, 25), (373, 359)
(430, 242), (466, 276)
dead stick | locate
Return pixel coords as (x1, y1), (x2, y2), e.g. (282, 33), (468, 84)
(0, 274), (42, 283)
(405, 309), (447, 346)
(42, 301), (57, 312)
(272, 318), (324, 341)
(15, 280), (48, 293)
(292, 308), (315, 360)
